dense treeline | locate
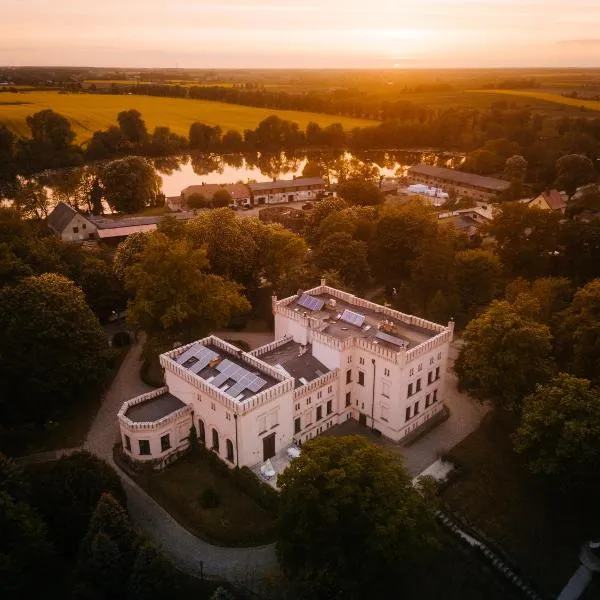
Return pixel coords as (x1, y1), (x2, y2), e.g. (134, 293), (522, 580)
(0, 451), (225, 600)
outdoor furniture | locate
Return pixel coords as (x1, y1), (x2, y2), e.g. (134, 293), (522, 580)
(260, 458), (276, 479)
(286, 446), (301, 459)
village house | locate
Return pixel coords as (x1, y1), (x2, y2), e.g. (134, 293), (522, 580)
(407, 164), (510, 201)
(437, 204), (494, 239)
(46, 201), (192, 243)
(118, 282), (453, 479)
(249, 177), (325, 204)
(525, 189), (567, 213)
(47, 202), (98, 242)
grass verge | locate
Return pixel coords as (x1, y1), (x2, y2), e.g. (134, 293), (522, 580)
(124, 451), (277, 547)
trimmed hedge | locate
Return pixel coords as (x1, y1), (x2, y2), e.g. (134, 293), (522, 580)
(193, 444), (278, 512)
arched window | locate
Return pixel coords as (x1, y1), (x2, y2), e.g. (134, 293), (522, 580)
(198, 419), (206, 445)
(212, 428), (219, 453)
(226, 439), (234, 463)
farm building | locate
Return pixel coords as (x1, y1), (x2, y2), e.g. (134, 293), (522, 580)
(179, 183), (251, 207)
(46, 202), (192, 243)
(407, 164), (510, 201)
(249, 177), (325, 204)
(118, 280), (453, 481)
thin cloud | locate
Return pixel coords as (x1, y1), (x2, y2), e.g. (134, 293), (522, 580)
(558, 38), (600, 46)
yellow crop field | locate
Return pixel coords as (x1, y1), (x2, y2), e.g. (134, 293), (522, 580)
(0, 91), (376, 142)
(472, 89), (600, 112)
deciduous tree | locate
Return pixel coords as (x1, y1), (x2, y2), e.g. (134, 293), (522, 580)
(100, 157), (161, 213)
(514, 373), (600, 484)
(555, 153), (596, 198)
(556, 279), (600, 382)
(125, 232), (250, 349)
(455, 300), (553, 411)
(0, 275), (108, 426)
(277, 436), (437, 600)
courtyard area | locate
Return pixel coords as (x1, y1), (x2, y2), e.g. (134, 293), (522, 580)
(129, 451), (277, 547)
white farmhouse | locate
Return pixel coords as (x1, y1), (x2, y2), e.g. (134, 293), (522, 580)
(47, 201), (98, 242)
(118, 281), (453, 471)
(249, 177), (325, 204)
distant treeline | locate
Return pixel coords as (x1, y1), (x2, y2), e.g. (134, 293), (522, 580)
(3, 96), (600, 199)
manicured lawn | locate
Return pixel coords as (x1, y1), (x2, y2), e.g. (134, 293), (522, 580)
(131, 452), (277, 547)
(0, 91), (377, 142)
(441, 413), (600, 599)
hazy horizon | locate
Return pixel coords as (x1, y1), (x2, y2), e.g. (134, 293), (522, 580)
(3, 0), (600, 69)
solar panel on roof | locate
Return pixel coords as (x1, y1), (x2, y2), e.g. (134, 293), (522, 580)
(177, 344), (219, 370)
(247, 375), (267, 393)
(298, 293), (325, 311)
(375, 330), (407, 348)
(227, 381), (246, 398)
(210, 371), (230, 388)
(176, 344), (201, 365)
(340, 309), (366, 327)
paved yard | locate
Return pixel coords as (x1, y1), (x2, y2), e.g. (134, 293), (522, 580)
(323, 340), (490, 476)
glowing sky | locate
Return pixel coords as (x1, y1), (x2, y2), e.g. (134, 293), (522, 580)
(3, 0), (600, 68)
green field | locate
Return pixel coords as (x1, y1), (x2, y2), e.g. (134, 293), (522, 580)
(472, 89), (600, 112)
(0, 91), (376, 142)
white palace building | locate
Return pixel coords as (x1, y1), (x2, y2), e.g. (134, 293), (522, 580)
(118, 281), (454, 474)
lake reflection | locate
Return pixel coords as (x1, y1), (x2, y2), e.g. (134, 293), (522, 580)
(15, 150), (462, 211)
(155, 150), (462, 197)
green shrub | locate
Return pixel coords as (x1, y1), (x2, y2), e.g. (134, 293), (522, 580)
(200, 487), (221, 509)
(111, 330), (131, 348)
(187, 193), (210, 209)
(232, 467), (278, 512)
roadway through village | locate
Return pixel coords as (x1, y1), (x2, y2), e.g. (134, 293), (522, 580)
(81, 332), (489, 582)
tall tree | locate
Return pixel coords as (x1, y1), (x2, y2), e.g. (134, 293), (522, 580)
(189, 122), (222, 152)
(453, 249), (502, 321)
(77, 494), (137, 600)
(313, 232), (371, 292)
(556, 279), (600, 382)
(277, 436), (437, 600)
(0, 491), (56, 600)
(336, 180), (384, 206)
(371, 204), (438, 285)
(555, 153), (596, 198)
(100, 157), (161, 213)
(31, 451), (125, 555)
(117, 109), (148, 145)
(485, 202), (561, 279)
(0, 275), (107, 426)
(504, 154), (528, 181)
(128, 543), (177, 600)
(125, 232), (250, 349)
(513, 373), (600, 485)
(455, 299), (554, 411)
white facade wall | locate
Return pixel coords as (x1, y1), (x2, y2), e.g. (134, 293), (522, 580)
(60, 215), (97, 242)
(237, 389), (295, 466)
(119, 388), (193, 465)
(252, 186), (324, 205)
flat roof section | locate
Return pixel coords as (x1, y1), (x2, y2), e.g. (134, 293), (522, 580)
(291, 294), (437, 350)
(125, 392), (186, 423)
(260, 341), (330, 388)
(408, 164), (510, 192)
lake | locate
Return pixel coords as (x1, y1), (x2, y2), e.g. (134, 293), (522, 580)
(9, 150), (463, 212)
